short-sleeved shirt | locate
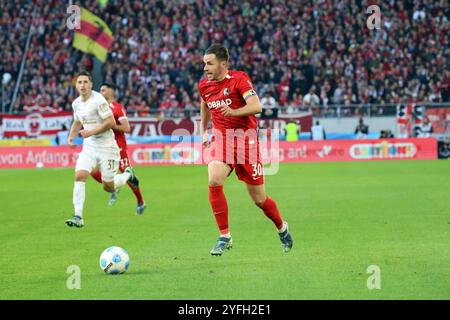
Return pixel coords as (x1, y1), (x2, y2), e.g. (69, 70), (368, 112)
(199, 71), (264, 185)
(72, 90), (118, 150)
(110, 101), (128, 151)
(198, 70), (258, 131)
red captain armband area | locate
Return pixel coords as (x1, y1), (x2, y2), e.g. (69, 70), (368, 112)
(243, 89), (257, 100)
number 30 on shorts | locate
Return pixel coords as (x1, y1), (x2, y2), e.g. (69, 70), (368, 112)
(252, 163), (263, 178)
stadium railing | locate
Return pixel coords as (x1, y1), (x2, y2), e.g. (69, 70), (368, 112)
(147, 102), (450, 119)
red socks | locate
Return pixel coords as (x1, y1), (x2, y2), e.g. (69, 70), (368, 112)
(91, 170), (103, 183)
(127, 181), (144, 205)
(92, 170), (144, 205)
(259, 196), (284, 230)
(209, 185), (229, 235)
(209, 186), (283, 234)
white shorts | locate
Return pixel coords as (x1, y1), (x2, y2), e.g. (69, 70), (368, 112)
(75, 146), (120, 182)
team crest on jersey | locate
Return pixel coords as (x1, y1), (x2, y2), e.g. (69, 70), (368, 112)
(224, 88), (229, 96)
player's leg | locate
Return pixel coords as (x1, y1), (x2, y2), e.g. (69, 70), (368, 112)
(66, 151), (96, 228)
(99, 157), (123, 193)
(119, 153), (146, 215)
(245, 183), (293, 253)
(90, 167), (118, 206)
(91, 168), (103, 184)
(127, 179), (146, 214)
(97, 148), (133, 192)
(208, 160), (233, 255)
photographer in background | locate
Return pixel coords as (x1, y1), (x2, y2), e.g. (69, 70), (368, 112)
(261, 91), (278, 119)
(355, 117), (369, 139)
(418, 116), (433, 138)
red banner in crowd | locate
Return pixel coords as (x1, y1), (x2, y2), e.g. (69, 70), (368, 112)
(426, 108), (450, 134)
(2, 112), (73, 137)
(0, 138), (437, 169)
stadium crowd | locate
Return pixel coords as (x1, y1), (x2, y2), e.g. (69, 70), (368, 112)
(1, 0), (449, 117)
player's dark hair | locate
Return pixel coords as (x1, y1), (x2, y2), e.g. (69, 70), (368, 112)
(76, 71), (93, 82)
(205, 44), (230, 62)
(101, 82), (116, 91)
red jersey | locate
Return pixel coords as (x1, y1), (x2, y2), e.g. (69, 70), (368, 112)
(198, 70), (258, 131)
(110, 101), (128, 150)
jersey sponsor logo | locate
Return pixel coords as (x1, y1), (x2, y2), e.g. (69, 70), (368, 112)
(207, 98), (232, 109)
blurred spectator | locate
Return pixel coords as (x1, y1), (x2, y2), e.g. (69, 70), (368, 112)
(355, 118), (369, 139)
(418, 116), (433, 138)
(311, 120), (326, 140)
(380, 130), (395, 138)
(261, 91), (277, 119)
(284, 120), (299, 142)
(303, 86), (320, 110)
(438, 139), (450, 159)
(56, 124), (69, 145)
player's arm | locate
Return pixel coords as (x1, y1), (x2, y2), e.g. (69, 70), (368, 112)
(113, 117), (131, 133)
(221, 74), (262, 117)
(221, 95), (262, 117)
(68, 120), (82, 148)
(79, 115), (115, 138)
(200, 98), (211, 146)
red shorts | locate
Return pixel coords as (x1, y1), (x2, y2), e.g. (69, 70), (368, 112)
(118, 148), (130, 172)
(207, 135), (264, 185)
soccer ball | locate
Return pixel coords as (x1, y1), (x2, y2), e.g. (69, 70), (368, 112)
(99, 246), (130, 274)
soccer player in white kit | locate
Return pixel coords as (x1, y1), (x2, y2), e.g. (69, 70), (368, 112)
(65, 71), (137, 228)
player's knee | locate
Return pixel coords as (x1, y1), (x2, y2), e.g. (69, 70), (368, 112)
(103, 183), (115, 193)
(74, 172), (88, 182)
(251, 193), (267, 207)
(208, 178), (224, 187)
(254, 198), (266, 207)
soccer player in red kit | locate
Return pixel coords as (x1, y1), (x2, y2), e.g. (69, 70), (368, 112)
(199, 44), (293, 255)
(90, 83), (146, 215)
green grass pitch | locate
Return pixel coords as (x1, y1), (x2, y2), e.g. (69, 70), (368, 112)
(0, 160), (449, 299)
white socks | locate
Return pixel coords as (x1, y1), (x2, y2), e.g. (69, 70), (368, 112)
(278, 221), (287, 234)
(73, 181), (85, 218)
(114, 172), (131, 189)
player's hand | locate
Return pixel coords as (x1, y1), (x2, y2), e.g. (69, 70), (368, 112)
(79, 129), (92, 138)
(202, 132), (210, 148)
(68, 136), (76, 149)
(220, 105), (235, 117)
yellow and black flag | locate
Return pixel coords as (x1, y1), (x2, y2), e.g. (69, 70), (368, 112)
(73, 8), (113, 63)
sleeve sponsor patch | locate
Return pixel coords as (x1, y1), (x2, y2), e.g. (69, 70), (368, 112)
(99, 102), (111, 113)
(243, 89), (257, 100)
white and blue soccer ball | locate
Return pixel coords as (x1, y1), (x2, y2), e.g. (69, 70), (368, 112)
(99, 246), (130, 274)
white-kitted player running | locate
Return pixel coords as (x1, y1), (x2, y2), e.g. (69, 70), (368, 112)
(65, 71), (138, 228)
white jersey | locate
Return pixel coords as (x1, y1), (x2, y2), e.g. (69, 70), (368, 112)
(72, 91), (118, 150)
